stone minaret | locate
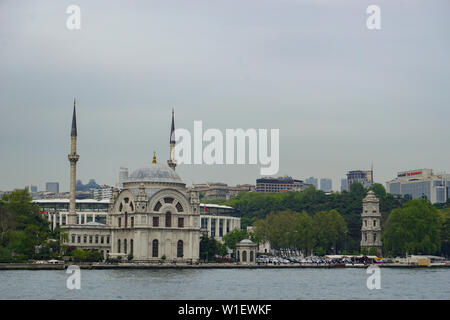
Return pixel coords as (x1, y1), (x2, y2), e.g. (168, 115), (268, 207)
(360, 190), (382, 256)
(67, 99), (80, 225)
(167, 109), (177, 171)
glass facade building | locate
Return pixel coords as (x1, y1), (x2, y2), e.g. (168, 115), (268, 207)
(386, 169), (450, 204)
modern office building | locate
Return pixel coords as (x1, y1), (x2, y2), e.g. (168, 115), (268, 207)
(25, 185), (38, 193)
(340, 178), (348, 192)
(200, 203), (241, 240)
(256, 176), (308, 193)
(45, 182), (59, 193)
(320, 178), (332, 192)
(305, 177), (318, 189)
(386, 169), (450, 203)
(347, 170), (374, 189)
(33, 198), (110, 230)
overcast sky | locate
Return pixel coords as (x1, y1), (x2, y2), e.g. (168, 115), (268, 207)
(0, 0), (449, 192)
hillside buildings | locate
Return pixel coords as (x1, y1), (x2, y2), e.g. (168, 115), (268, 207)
(320, 178), (332, 192)
(256, 176), (309, 193)
(347, 169), (374, 189)
(190, 182), (254, 200)
(340, 178), (348, 192)
(45, 182), (59, 193)
(305, 177), (318, 189)
(386, 169), (450, 203)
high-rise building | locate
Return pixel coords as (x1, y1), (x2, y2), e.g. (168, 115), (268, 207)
(340, 179), (348, 192)
(320, 178), (332, 192)
(305, 177), (318, 189)
(45, 182), (59, 193)
(25, 185), (38, 193)
(119, 167), (129, 188)
(256, 176), (308, 193)
(386, 169), (450, 204)
(347, 170), (374, 189)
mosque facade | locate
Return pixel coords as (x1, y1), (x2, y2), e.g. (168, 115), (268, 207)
(62, 105), (202, 262)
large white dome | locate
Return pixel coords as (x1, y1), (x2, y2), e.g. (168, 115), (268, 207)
(127, 163), (182, 184)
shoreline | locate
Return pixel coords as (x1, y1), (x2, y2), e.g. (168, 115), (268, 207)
(0, 263), (448, 270)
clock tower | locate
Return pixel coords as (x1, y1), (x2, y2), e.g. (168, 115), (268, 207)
(360, 190), (382, 256)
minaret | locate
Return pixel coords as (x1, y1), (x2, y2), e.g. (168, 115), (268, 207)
(167, 109), (177, 171)
(67, 98), (80, 225)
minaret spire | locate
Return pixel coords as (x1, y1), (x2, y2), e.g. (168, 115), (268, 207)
(167, 109), (177, 171)
(68, 98), (80, 225)
(170, 108), (175, 144)
(71, 98), (77, 137)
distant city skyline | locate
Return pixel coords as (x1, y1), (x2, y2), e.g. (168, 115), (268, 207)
(1, 1), (449, 192)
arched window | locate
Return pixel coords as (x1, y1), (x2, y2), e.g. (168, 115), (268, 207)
(118, 239), (121, 253)
(177, 240), (183, 258)
(130, 239), (133, 255)
(165, 212), (172, 227)
(176, 202), (184, 212)
(242, 251), (247, 262)
(152, 239), (159, 257)
(154, 201), (162, 212)
(237, 250), (240, 262)
(124, 239), (127, 254)
(164, 197), (174, 204)
(250, 251), (254, 262)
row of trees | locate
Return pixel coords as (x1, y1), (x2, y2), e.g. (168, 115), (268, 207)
(221, 183), (404, 253)
(252, 209), (347, 256)
(220, 183), (449, 257)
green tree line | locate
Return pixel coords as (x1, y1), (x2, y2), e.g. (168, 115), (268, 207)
(0, 190), (55, 262)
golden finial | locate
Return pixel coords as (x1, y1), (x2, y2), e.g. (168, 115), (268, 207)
(152, 151), (157, 164)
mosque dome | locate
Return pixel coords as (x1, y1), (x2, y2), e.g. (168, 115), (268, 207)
(127, 162), (183, 184)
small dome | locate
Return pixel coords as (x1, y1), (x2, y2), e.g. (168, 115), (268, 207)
(239, 239), (254, 244)
(127, 163), (183, 184)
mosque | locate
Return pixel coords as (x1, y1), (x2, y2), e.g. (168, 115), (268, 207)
(62, 102), (203, 261)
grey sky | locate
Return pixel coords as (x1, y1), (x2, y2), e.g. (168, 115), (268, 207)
(1, 0), (449, 192)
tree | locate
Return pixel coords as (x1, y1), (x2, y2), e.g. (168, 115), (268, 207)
(369, 183), (387, 199)
(312, 210), (347, 254)
(293, 211), (315, 257)
(0, 190), (50, 262)
(383, 199), (442, 256)
(199, 235), (225, 262)
(222, 229), (249, 250)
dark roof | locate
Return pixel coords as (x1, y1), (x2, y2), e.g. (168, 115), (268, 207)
(71, 104), (77, 137)
(170, 109), (175, 143)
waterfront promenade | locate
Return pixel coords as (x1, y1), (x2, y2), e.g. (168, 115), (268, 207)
(1, 262), (448, 270)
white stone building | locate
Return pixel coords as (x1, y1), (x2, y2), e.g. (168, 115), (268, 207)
(60, 106), (239, 262)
